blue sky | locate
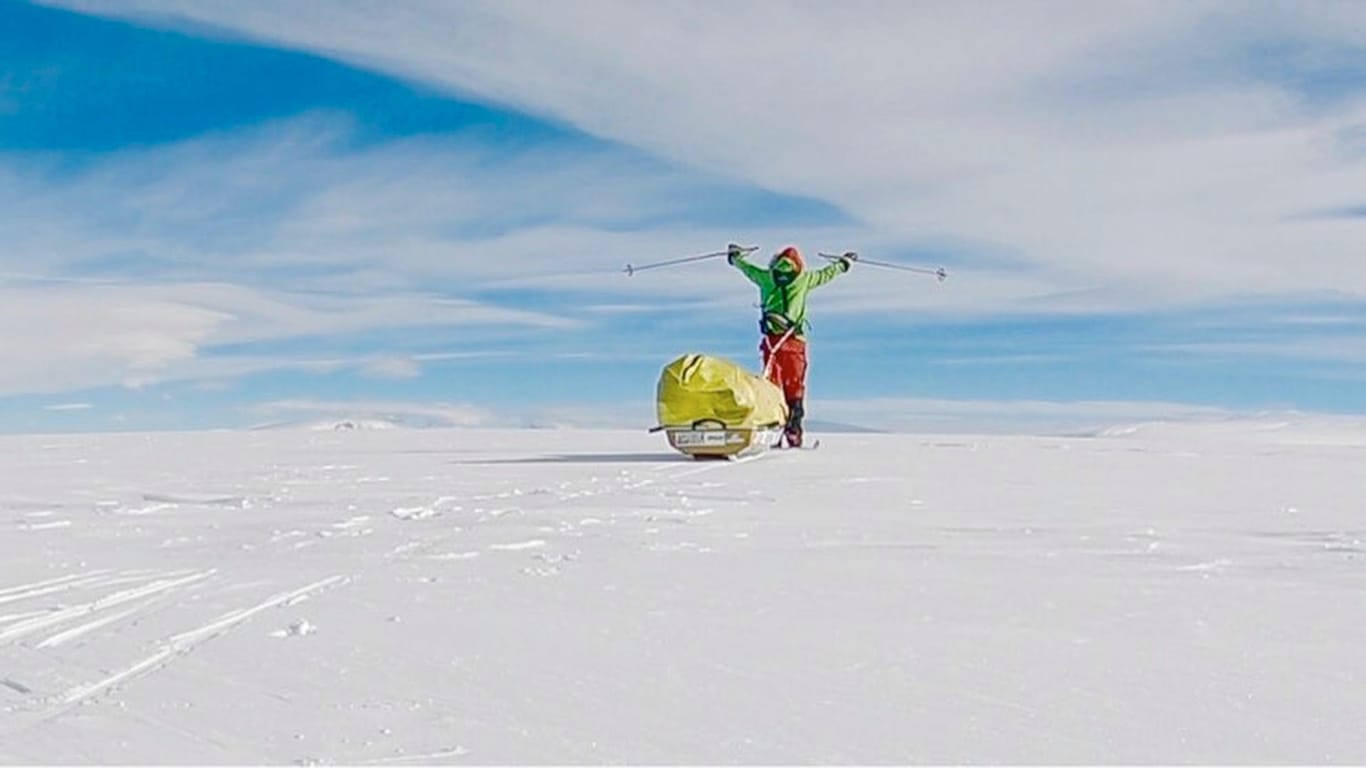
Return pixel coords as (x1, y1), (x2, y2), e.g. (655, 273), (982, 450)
(2, 1), (1365, 434)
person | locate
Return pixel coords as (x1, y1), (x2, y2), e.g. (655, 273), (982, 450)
(727, 243), (856, 447)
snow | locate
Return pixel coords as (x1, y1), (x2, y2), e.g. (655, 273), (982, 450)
(1, 425), (1363, 763)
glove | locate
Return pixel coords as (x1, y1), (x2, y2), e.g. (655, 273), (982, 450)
(839, 251), (857, 271)
(727, 243), (745, 265)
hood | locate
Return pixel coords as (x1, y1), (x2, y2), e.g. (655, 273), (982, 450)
(770, 246), (805, 275)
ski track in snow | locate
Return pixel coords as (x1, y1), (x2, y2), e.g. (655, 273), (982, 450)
(0, 571), (113, 605)
(16, 519), (73, 531)
(21, 574), (348, 714)
(0, 564), (346, 734)
(488, 539), (546, 551)
(34, 604), (148, 650)
(354, 746), (472, 764)
(0, 570), (215, 646)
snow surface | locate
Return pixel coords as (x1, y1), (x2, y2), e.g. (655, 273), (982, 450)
(1, 425), (1363, 764)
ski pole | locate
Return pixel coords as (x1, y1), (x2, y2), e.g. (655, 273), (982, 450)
(818, 252), (948, 282)
(624, 246), (757, 276)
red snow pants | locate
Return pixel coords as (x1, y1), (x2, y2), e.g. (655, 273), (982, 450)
(761, 333), (808, 402)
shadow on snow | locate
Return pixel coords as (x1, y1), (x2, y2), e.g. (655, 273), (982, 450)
(452, 452), (690, 465)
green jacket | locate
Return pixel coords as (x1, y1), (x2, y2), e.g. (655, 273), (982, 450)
(732, 256), (849, 337)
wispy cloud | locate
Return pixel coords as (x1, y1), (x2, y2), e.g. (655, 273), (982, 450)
(0, 278), (572, 396)
(358, 357), (422, 380)
(42, 401), (93, 411)
(1150, 336), (1366, 365)
(45, 0), (1366, 305)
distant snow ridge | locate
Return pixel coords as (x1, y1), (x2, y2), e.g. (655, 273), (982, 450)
(313, 419), (401, 432)
(1092, 412), (1366, 445)
(251, 417), (407, 431)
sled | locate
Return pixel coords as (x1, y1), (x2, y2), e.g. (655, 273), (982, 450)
(661, 421), (787, 460)
(654, 354), (788, 460)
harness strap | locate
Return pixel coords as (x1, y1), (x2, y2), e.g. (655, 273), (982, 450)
(761, 326), (799, 380)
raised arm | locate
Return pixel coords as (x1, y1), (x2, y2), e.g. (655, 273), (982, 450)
(805, 252), (856, 289)
(728, 244), (768, 286)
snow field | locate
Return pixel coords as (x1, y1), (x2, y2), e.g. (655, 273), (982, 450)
(0, 426), (1363, 763)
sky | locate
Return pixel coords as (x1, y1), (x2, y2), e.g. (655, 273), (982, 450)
(1, 0), (1364, 434)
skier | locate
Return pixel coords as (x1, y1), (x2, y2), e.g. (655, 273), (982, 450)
(727, 243), (856, 448)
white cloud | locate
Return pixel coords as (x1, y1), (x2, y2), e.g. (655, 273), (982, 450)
(0, 285), (230, 394)
(359, 357), (421, 380)
(0, 280), (570, 396)
(42, 0), (1366, 306)
(42, 402), (94, 411)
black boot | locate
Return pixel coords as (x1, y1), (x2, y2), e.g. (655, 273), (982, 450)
(785, 398), (805, 448)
